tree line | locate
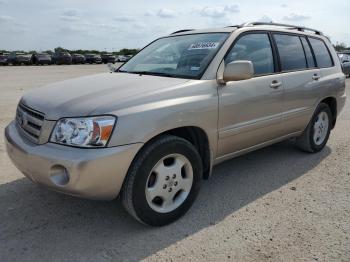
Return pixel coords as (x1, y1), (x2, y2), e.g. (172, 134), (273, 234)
(2, 43), (349, 55)
(0, 47), (139, 55)
(334, 42), (350, 52)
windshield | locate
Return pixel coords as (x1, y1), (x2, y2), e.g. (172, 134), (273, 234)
(119, 33), (228, 79)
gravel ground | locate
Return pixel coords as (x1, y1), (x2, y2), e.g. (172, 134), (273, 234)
(0, 65), (349, 262)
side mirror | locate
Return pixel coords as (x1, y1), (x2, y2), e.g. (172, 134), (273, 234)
(223, 60), (254, 82)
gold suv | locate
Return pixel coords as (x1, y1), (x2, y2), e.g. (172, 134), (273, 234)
(5, 22), (347, 226)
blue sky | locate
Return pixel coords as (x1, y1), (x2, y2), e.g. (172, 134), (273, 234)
(0, 0), (349, 51)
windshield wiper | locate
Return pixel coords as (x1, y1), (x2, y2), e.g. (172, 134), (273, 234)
(128, 71), (176, 78)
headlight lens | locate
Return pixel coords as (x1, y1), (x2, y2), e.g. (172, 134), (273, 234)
(50, 116), (116, 147)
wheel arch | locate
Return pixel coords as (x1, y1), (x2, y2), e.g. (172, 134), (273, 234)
(320, 97), (337, 129)
(139, 126), (212, 180)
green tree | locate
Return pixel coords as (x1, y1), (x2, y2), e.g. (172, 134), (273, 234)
(334, 42), (347, 52)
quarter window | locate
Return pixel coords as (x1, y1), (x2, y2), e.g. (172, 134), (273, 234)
(300, 37), (315, 68)
(225, 33), (274, 75)
(274, 34), (307, 71)
(309, 38), (333, 68)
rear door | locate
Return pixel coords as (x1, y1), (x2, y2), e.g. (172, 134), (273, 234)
(272, 33), (321, 134)
(217, 32), (284, 157)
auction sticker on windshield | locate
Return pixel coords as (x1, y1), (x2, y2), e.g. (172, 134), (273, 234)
(188, 42), (220, 50)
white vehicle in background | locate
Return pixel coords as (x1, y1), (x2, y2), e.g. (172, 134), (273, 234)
(116, 55), (128, 62)
(338, 53), (350, 77)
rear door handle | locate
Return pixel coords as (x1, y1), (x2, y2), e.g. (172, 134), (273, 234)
(312, 74), (321, 80)
(270, 80), (282, 89)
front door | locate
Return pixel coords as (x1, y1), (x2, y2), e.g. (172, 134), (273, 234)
(217, 32), (284, 157)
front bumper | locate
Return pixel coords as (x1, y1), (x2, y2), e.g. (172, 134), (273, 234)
(5, 121), (142, 200)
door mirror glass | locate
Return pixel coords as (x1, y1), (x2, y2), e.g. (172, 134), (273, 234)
(223, 60), (254, 82)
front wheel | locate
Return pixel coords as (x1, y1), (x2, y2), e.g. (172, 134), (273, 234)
(296, 103), (332, 153)
(121, 135), (202, 226)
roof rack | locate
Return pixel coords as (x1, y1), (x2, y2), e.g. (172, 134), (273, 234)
(171, 29), (194, 35)
(238, 22), (323, 35)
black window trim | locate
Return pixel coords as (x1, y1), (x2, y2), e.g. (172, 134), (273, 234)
(299, 36), (312, 69)
(299, 37), (308, 68)
(301, 36), (318, 68)
(307, 35), (335, 69)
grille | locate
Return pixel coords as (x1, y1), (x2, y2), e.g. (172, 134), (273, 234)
(16, 103), (45, 143)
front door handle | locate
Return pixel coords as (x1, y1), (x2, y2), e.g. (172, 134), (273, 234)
(312, 74), (321, 80)
(270, 80), (282, 89)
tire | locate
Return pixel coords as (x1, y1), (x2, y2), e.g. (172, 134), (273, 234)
(296, 103), (332, 153)
(121, 135), (203, 226)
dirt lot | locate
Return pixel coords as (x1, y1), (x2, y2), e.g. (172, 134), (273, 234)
(0, 65), (349, 262)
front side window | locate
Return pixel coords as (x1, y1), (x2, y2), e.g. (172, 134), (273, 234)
(225, 33), (274, 75)
(274, 34), (307, 71)
(119, 33), (229, 79)
(308, 38), (333, 68)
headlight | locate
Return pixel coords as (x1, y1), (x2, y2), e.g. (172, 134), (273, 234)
(50, 116), (116, 147)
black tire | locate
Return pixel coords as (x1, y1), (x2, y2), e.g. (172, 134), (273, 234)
(121, 135), (203, 226)
(296, 103), (332, 153)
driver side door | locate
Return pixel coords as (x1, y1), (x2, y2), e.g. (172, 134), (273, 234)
(217, 32), (285, 158)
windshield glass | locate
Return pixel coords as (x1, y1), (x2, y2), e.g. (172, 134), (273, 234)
(119, 33), (228, 79)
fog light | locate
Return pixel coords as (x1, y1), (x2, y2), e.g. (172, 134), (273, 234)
(50, 165), (70, 186)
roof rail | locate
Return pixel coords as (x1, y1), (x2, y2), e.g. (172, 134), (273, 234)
(171, 29), (194, 35)
(239, 22), (323, 35)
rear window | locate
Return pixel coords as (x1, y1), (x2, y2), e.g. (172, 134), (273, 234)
(274, 34), (307, 71)
(308, 38), (333, 68)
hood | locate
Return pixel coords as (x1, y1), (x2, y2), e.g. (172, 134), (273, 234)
(21, 73), (190, 120)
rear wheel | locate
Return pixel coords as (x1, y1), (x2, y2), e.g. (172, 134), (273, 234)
(121, 135), (202, 226)
(296, 103), (332, 153)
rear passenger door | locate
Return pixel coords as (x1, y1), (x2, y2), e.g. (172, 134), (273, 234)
(273, 33), (321, 134)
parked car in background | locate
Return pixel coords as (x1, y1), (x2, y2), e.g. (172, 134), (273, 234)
(0, 53), (9, 65)
(116, 55), (128, 62)
(5, 22), (346, 226)
(126, 55), (133, 61)
(338, 53), (350, 77)
(52, 52), (72, 65)
(339, 50), (350, 55)
(31, 53), (52, 65)
(85, 54), (102, 64)
(101, 53), (116, 64)
(7, 52), (32, 65)
(71, 54), (86, 64)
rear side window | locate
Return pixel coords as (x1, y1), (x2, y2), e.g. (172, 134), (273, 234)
(274, 34), (307, 71)
(308, 38), (333, 68)
(225, 33), (274, 75)
(300, 37), (315, 68)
